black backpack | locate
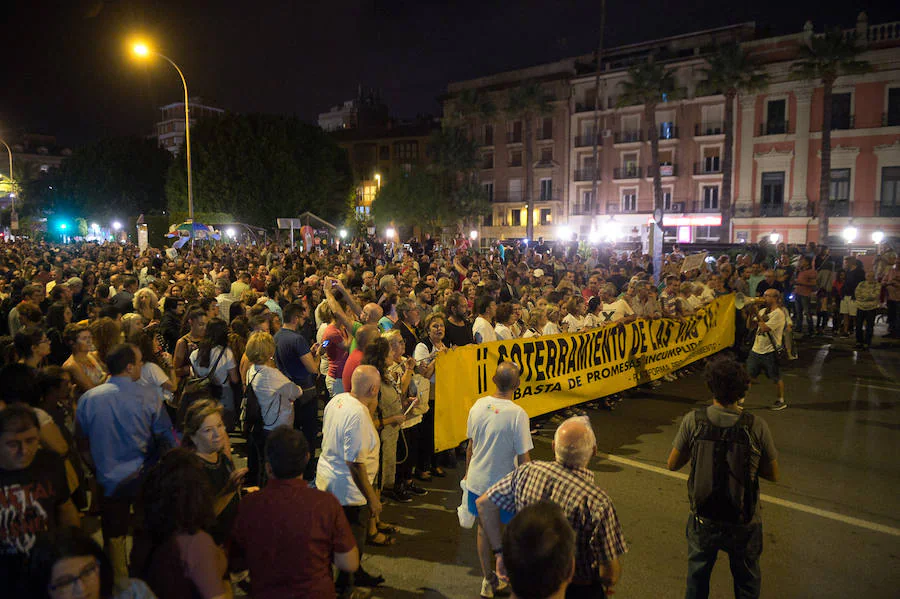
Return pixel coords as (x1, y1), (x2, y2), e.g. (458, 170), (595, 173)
(688, 409), (760, 524)
(241, 371), (262, 437)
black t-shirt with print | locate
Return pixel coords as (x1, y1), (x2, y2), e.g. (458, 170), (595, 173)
(0, 449), (71, 592)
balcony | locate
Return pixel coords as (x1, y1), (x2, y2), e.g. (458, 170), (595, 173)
(691, 201), (721, 214)
(876, 204), (900, 217)
(574, 135), (598, 147)
(694, 161), (722, 175)
(570, 202), (592, 215)
(883, 112), (900, 127)
(826, 200), (850, 217)
(831, 114), (855, 130)
(614, 130), (643, 144)
(574, 102), (596, 113)
(695, 122), (724, 136)
(574, 168), (600, 182)
(758, 203), (786, 217)
(759, 120), (793, 136)
(607, 201), (639, 214)
(647, 164), (678, 178)
(508, 158), (523, 168)
(655, 124), (679, 140)
(613, 166), (642, 179)
(506, 132), (523, 144)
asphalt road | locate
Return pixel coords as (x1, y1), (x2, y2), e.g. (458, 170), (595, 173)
(357, 328), (900, 599)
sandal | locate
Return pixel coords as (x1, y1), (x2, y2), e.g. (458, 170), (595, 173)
(376, 522), (399, 534)
(415, 470), (433, 482)
(432, 466), (446, 478)
(366, 532), (397, 546)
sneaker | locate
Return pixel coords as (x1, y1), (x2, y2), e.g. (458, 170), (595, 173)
(480, 578), (494, 598)
(493, 579), (511, 596)
(387, 485), (413, 503)
(480, 577), (511, 598)
(771, 400), (787, 411)
(405, 481), (428, 496)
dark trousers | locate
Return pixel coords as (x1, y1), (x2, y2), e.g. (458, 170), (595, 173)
(247, 428), (271, 488)
(396, 425), (418, 483)
(416, 402), (436, 473)
(293, 389), (320, 480)
(336, 504), (370, 595)
(855, 308), (876, 346)
(685, 515), (762, 599)
(566, 580), (607, 598)
(887, 300), (898, 335)
(794, 295), (814, 334)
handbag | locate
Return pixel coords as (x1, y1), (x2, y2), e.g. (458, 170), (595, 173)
(765, 332), (789, 365)
(176, 348), (226, 429)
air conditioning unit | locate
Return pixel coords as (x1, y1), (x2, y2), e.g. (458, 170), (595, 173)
(602, 129), (613, 138)
(671, 202), (685, 213)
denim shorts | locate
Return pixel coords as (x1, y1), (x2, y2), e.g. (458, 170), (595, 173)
(469, 491), (515, 524)
(747, 351), (780, 382)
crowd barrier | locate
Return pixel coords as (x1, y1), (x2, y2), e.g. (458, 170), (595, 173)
(433, 294), (736, 451)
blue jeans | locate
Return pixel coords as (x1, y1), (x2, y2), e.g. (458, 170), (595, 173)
(794, 295), (813, 334)
(685, 515), (762, 599)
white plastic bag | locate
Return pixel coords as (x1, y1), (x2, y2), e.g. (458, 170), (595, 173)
(457, 479), (476, 529)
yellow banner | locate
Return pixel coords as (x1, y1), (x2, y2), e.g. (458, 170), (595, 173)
(434, 294), (736, 451)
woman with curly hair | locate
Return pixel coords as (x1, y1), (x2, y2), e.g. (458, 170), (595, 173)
(89, 317), (121, 366)
(133, 287), (160, 324)
(62, 323), (107, 397)
(130, 449), (231, 599)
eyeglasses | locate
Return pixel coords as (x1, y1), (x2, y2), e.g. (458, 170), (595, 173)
(48, 559), (100, 593)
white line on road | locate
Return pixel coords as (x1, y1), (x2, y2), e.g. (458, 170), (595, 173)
(600, 453), (900, 537)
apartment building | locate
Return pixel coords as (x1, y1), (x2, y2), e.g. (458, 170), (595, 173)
(156, 98), (225, 154)
(446, 14), (900, 245)
(445, 60), (576, 241)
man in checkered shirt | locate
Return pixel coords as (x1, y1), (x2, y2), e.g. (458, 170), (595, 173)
(477, 416), (627, 598)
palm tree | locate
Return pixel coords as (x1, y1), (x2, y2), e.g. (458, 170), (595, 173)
(618, 60), (676, 279)
(449, 89), (497, 141)
(699, 43), (769, 239)
(506, 82), (553, 240)
(792, 28), (870, 242)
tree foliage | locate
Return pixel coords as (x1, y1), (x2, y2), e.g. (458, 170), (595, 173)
(373, 128), (488, 234)
(166, 113), (354, 227)
(19, 136), (171, 219)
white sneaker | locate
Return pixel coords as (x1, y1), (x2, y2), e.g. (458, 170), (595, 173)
(480, 578), (494, 598)
(771, 400), (787, 411)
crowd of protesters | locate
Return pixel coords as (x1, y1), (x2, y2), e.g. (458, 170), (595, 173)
(0, 232), (897, 599)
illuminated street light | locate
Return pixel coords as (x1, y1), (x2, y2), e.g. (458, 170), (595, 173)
(339, 229), (348, 239)
(129, 39), (194, 221)
(842, 226), (857, 243)
(469, 230), (478, 241)
(226, 227), (236, 238)
(769, 231), (780, 244)
(872, 230), (885, 244)
(588, 229), (601, 244)
(374, 173), (382, 188)
(557, 225), (573, 241)
(90, 222), (100, 231)
(112, 221), (122, 231)
(59, 223), (67, 230)
(385, 227), (395, 239)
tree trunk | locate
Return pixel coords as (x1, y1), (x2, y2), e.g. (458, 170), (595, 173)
(647, 101), (663, 282)
(524, 113), (535, 241)
(818, 78), (834, 243)
(721, 90), (736, 242)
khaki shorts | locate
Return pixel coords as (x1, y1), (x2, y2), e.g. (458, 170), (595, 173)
(839, 297), (857, 316)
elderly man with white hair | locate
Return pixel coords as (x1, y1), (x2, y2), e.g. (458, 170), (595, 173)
(476, 417), (627, 599)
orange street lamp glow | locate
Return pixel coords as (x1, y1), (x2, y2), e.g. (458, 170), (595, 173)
(132, 42), (150, 57)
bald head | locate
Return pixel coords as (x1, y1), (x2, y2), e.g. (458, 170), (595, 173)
(553, 416), (596, 467)
(493, 361), (521, 394)
(361, 303), (383, 324)
(355, 324), (380, 352)
(351, 365), (381, 407)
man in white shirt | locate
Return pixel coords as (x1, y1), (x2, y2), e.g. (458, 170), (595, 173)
(315, 365), (385, 592)
(465, 362), (533, 598)
(747, 289), (787, 411)
(215, 278), (234, 322)
(472, 295), (498, 344)
(597, 284), (636, 327)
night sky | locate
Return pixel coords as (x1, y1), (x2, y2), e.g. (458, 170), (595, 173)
(3, 0), (896, 146)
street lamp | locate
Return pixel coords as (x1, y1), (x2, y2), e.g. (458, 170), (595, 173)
(469, 229), (478, 241)
(112, 221), (122, 231)
(339, 229), (348, 239)
(374, 173), (382, 189)
(557, 225), (573, 241)
(842, 226), (857, 243)
(769, 231), (781, 244)
(0, 137), (15, 215)
(385, 227), (395, 239)
(225, 227), (236, 239)
(130, 40), (194, 221)
(872, 230), (885, 245)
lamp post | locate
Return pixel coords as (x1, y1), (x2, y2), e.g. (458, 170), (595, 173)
(0, 137), (15, 218)
(131, 42), (194, 222)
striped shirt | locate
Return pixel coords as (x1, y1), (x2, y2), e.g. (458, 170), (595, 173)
(485, 460), (627, 585)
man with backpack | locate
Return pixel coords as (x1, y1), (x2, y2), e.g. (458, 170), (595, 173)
(667, 355), (780, 599)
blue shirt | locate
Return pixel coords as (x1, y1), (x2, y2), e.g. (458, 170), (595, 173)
(274, 327), (314, 388)
(76, 376), (175, 495)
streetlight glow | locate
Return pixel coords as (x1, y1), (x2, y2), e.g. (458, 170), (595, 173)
(112, 221), (122, 231)
(226, 227), (236, 238)
(385, 227), (395, 239)
(842, 226), (857, 243)
(132, 42), (150, 57)
(339, 229), (348, 239)
(769, 231), (780, 244)
(872, 230), (885, 244)
(557, 225), (573, 241)
(469, 229), (478, 240)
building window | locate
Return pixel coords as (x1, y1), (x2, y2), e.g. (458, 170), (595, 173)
(509, 150), (523, 167)
(484, 124), (494, 146)
(482, 152), (494, 170)
(622, 190), (637, 212)
(540, 147), (553, 163)
(539, 208), (552, 225)
(577, 191), (593, 215)
(765, 99), (787, 134)
(761, 172), (785, 216)
(539, 178), (553, 201)
(394, 141), (418, 161)
(829, 168), (851, 216)
(880, 166), (900, 216)
(379, 145), (390, 160)
(887, 88), (900, 127)
(831, 93), (852, 130)
(507, 121), (523, 144)
(483, 182), (494, 202)
(702, 186), (719, 211)
(508, 179), (522, 202)
(538, 117), (553, 140)
(663, 190), (672, 211)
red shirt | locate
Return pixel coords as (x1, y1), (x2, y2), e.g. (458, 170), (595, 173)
(229, 478), (356, 598)
(323, 324), (349, 378)
(342, 349), (363, 393)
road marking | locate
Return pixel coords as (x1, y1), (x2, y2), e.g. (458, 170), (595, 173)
(600, 453), (900, 537)
(782, 373), (900, 392)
